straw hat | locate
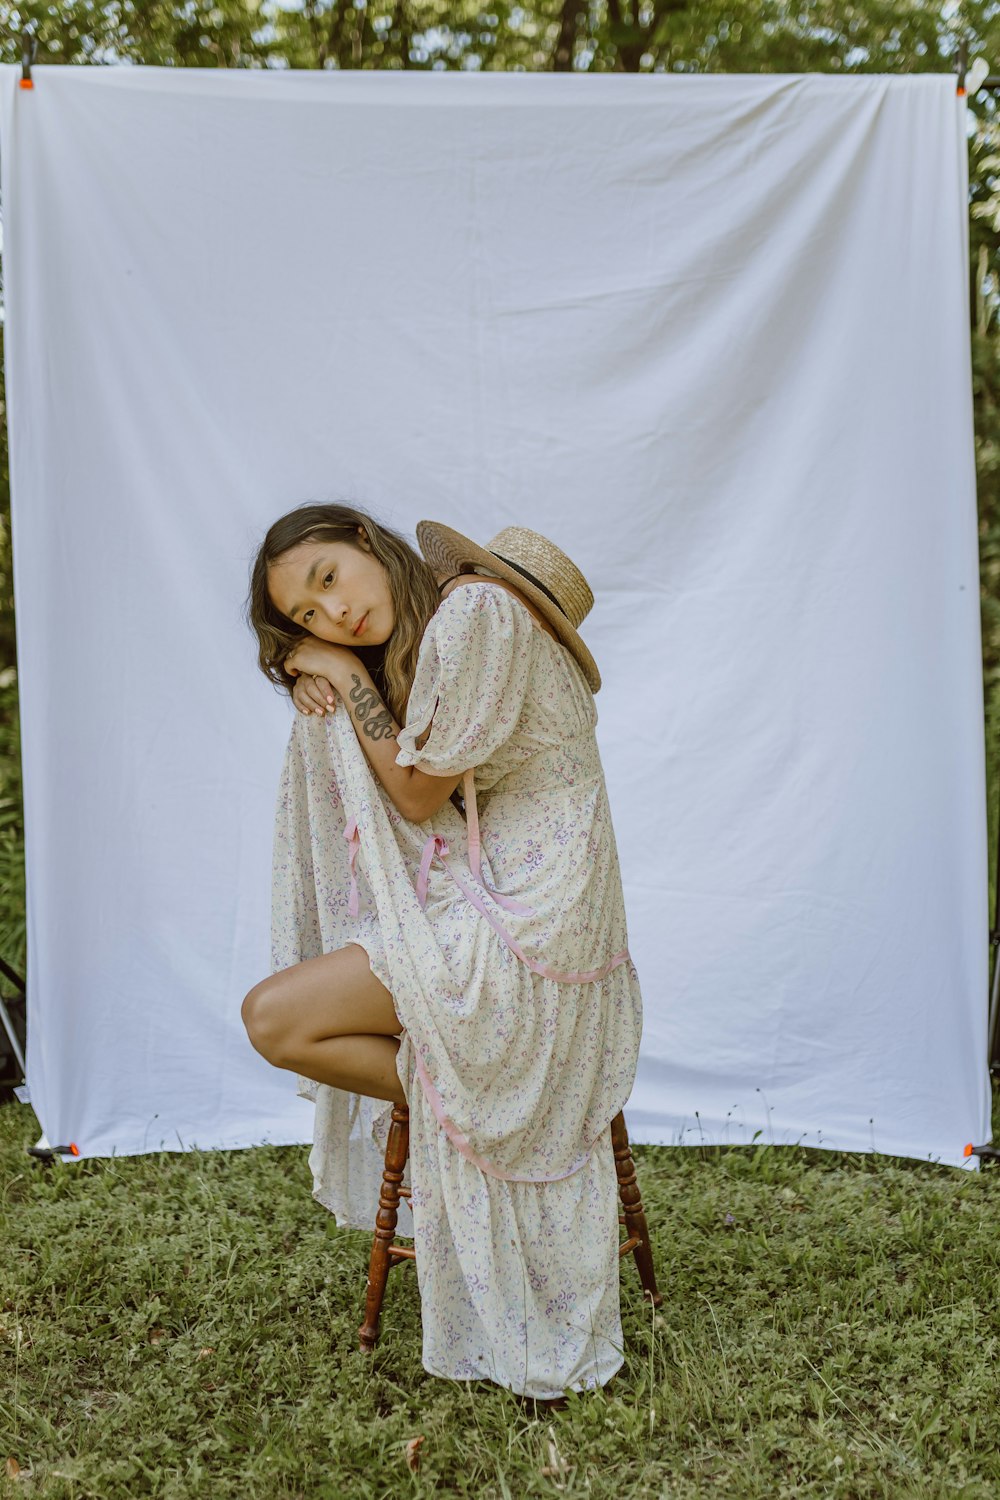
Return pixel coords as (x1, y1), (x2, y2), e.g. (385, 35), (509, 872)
(415, 521), (601, 693)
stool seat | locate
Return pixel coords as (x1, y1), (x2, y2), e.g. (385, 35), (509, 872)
(359, 1106), (661, 1353)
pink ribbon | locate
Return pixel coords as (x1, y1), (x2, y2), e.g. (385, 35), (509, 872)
(415, 834), (449, 908)
(410, 779), (633, 1175)
(413, 774), (630, 983)
(412, 1045), (597, 1183)
(413, 773), (533, 920)
(440, 854), (631, 983)
(461, 769), (533, 915)
(464, 769), (484, 885)
(350, 771), (632, 984)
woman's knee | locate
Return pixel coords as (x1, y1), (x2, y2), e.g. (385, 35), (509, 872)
(241, 948), (400, 1066)
(241, 978), (296, 1067)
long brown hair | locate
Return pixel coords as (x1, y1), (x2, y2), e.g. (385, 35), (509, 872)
(245, 503), (441, 724)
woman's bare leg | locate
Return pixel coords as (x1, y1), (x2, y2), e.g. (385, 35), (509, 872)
(241, 944), (406, 1104)
(293, 1033), (405, 1104)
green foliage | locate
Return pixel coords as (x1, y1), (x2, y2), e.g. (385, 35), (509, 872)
(0, 334), (23, 977)
(0, 674), (24, 978)
(0, 348), (13, 671)
(2, 1097), (1000, 1496)
(0, 0), (983, 74)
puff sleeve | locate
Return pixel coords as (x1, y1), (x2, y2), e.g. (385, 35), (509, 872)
(394, 584), (536, 776)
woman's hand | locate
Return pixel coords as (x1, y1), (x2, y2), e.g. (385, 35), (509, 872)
(283, 637), (359, 686)
(291, 673), (338, 718)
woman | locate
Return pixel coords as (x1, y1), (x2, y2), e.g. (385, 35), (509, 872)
(242, 502), (643, 1398)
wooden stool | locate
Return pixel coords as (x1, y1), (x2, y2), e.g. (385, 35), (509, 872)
(359, 1105), (662, 1352)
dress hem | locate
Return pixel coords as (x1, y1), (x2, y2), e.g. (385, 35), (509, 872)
(419, 1350), (626, 1400)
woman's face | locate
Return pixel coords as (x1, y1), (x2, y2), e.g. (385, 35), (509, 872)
(267, 531), (395, 646)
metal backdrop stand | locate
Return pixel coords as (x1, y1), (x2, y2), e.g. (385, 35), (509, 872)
(0, 956), (26, 1103)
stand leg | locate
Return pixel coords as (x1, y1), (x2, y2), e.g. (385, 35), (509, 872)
(359, 1103), (410, 1352)
(611, 1110), (663, 1308)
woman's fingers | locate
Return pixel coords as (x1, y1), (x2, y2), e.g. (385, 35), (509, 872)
(291, 679), (314, 715)
(293, 674), (337, 716)
(310, 675), (336, 715)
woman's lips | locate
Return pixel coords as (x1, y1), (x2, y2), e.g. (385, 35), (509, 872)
(352, 612), (368, 638)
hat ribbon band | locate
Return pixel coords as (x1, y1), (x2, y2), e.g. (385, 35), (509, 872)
(488, 551), (568, 620)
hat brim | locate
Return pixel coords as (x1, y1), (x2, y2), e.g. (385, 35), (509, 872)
(416, 520), (601, 694)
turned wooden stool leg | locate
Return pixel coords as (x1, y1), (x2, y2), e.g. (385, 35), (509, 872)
(359, 1102), (413, 1352)
(611, 1110), (663, 1308)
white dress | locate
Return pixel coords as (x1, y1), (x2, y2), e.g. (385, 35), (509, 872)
(270, 582), (643, 1398)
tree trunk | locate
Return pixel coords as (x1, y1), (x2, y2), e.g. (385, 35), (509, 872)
(552, 0), (584, 71)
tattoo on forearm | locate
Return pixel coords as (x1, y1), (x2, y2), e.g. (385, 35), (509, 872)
(348, 674), (397, 743)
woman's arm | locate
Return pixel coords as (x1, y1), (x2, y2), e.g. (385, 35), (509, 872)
(282, 638), (464, 823)
(340, 658), (465, 822)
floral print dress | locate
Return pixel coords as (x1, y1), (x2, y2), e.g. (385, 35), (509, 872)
(270, 581), (643, 1398)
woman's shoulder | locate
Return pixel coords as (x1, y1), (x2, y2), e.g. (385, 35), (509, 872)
(435, 575), (559, 643)
(421, 581), (523, 665)
(436, 574), (514, 607)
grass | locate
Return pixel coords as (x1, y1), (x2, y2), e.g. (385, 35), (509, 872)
(2, 1094), (1000, 1499)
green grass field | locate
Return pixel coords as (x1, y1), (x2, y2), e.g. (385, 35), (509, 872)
(2, 1091), (999, 1499)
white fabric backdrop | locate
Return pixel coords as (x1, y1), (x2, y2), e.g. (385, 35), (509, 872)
(0, 66), (989, 1169)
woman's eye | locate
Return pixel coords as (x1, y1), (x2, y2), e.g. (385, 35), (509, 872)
(303, 610), (313, 623)
(324, 572), (334, 587)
